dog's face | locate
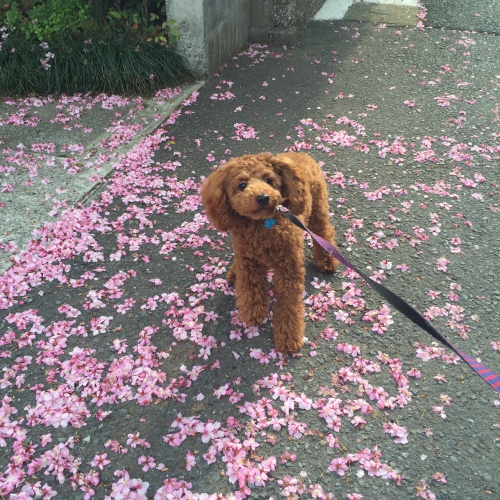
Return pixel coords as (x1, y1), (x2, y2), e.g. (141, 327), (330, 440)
(225, 160), (283, 220)
(201, 153), (307, 231)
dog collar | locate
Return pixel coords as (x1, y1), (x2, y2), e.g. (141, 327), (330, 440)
(264, 218), (277, 229)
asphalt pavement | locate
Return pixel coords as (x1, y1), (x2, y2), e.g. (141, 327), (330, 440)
(1, 2), (499, 499)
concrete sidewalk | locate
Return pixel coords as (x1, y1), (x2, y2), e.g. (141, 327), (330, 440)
(0, 82), (204, 275)
(1, 2), (500, 499)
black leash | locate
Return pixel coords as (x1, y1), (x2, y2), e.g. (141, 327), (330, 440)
(277, 205), (500, 394)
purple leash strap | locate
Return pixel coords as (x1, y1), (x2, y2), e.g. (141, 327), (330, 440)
(277, 205), (500, 394)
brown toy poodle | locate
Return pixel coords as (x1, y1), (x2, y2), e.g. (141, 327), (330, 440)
(201, 152), (338, 353)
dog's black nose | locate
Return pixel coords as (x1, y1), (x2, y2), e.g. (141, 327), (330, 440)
(256, 194), (270, 207)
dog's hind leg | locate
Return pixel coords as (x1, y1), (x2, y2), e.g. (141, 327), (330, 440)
(308, 195), (339, 273)
(234, 257), (269, 326)
(227, 263), (237, 285)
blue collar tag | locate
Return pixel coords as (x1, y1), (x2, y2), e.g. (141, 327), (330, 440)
(264, 218), (277, 229)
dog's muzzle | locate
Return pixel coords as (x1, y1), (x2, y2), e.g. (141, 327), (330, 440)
(256, 194), (270, 207)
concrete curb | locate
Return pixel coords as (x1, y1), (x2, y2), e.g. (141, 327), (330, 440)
(77, 82), (206, 207)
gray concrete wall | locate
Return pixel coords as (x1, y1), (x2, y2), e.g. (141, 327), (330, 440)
(167, 0), (250, 77)
(274, 0), (326, 28)
(168, 1), (207, 77)
(250, 0), (325, 44)
(204, 0), (251, 76)
(167, 0), (323, 76)
(249, 0), (274, 43)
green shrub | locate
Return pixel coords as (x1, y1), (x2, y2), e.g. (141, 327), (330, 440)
(0, 28), (193, 96)
(8, 0), (93, 41)
(1, 1), (179, 44)
(0, 1), (193, 96)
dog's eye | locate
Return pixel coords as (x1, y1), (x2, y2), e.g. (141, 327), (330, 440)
(238, 182), (247, 190)
(264, 178), (272, 185)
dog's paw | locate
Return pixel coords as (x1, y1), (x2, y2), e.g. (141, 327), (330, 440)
(272, 321), (304, 354)
(274, 335), (303, 354)
(313, 255), (339, 273)
(239, 305), (268, 327)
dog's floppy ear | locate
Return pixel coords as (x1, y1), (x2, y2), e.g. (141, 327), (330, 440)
(271, 156), (307, 215)
(200, 166), (239, 232)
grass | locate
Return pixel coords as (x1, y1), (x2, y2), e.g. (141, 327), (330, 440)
(0, 30), (194, 96)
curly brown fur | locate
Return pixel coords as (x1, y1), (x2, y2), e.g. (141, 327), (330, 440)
(201, 152), (338, 353)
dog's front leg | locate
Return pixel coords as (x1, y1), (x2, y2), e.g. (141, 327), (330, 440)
(271, 259), (306, 353)
(233, 257), (269, 327)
